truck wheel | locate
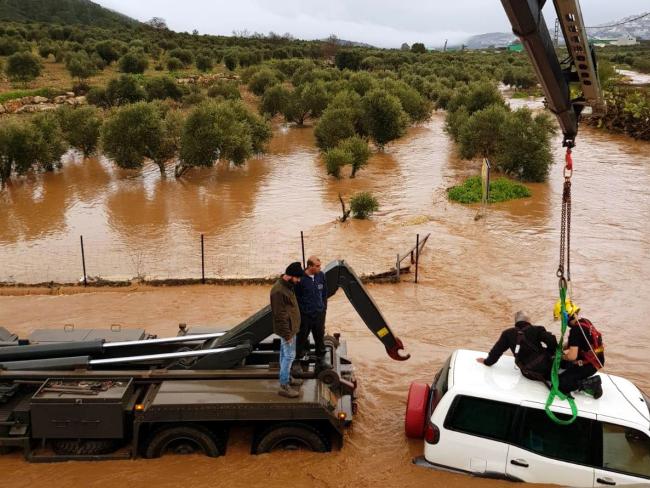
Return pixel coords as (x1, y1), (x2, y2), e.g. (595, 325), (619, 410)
(144, 425), (224, 458)
(52, 439), (118, 456)
(253, 423), (330, 454)
(405, 382), (430, 438)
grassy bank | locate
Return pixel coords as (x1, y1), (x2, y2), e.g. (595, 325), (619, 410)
(448, 175), (531, 204)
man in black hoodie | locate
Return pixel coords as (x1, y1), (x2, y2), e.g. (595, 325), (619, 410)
(477, 311), (558, 383)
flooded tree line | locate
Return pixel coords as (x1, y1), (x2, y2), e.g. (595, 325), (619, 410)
(0, 19), (648, 190)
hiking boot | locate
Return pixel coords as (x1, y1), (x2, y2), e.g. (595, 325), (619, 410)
(278, 384), (300, 398)
(580, 376), (603, 399)
(290, 377), (303, 387)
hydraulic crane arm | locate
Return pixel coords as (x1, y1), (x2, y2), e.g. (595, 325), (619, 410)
(213, 260), (409, 360)
(500, 0), (605, 147)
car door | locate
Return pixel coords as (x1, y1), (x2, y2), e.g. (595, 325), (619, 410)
(505, 401), (596, 487)
(431, 394), (516, 477)
(594, 417), (650, 487)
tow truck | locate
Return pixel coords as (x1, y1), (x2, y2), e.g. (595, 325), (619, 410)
(0, 260), (408, 461)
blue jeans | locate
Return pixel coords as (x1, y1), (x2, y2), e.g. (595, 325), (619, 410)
(279, 336), (296, 385)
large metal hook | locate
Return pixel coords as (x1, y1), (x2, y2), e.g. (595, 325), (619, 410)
(386, 337), (410, 361)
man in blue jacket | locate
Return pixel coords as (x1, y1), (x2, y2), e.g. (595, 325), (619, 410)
(295, 255), (330, 369)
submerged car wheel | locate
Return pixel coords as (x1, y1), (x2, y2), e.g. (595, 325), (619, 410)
(52, 439), (119, 456)
(405, 382), (430, 438)
(144, 425), (224, 458)
(253, 423), (330, 454)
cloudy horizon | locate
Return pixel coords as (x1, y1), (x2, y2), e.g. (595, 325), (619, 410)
(95, 0), (648, 48)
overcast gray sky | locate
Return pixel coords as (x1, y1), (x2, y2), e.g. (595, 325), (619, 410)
(96, 0), (648, 47)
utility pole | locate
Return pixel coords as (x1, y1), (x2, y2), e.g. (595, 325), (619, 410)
(443, 39), (448, 52)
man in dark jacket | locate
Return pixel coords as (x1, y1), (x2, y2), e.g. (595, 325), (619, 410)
(477, 311), (558, 382)
(270, 262), (304, 398)
(295, 256), (330, 369)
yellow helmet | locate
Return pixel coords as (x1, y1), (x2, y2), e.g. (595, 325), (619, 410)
(553, 299), (580, 320)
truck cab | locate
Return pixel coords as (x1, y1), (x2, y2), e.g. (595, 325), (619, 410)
(406, 349), (650, 487)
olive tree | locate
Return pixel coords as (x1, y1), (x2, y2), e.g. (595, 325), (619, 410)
(339, 136), (371, 177)
(360, 89), (408, 149)
(118, 50), (148, 74)
(314, 107), (357, 151)
(30, 112), (68, 172)
(5, 51), (42, 84)
(177, 100), (272, 177)
(260, 84), (290, 117)
(350, 192), (379, 219)
(0, 121), (39, 186)
(101, 102), (180, 176)
(57, 106), (103, 156)
(65, 51), (97, 82)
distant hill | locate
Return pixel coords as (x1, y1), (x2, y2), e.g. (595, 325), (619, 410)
(466, 32), (516, 49)
(586, 12), (650, 40)
(0, 0), (139, 28)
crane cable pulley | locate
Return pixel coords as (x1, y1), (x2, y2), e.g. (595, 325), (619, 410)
(545, 147), (579, 426)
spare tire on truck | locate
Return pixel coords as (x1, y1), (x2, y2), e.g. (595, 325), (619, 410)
(404, 382), (430, 438)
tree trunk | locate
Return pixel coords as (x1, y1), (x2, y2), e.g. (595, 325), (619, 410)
(174, 163), (189, 178)
(156, 160), (166, 178)
(338, 193), (351, 222)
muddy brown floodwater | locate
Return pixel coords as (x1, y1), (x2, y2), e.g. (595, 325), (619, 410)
(1, 108), (650, 487)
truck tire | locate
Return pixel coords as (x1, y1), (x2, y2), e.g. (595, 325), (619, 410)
(253, 423), (330, 454)
(52, 439), (118, 456)
(405, 382), (430, 438)
(144, 425), (224, 458)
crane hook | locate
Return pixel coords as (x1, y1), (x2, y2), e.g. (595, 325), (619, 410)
(386, 337), (410, 361)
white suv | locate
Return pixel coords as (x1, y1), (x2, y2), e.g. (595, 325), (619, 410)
(405, 349), (650, 487)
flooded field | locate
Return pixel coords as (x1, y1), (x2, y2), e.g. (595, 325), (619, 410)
(1, 108), (649, 487)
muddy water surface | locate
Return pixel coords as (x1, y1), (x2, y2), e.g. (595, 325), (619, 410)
(1, 110), (650, 487)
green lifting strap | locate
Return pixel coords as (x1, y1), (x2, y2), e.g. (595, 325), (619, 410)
(544, 286), (578, 425)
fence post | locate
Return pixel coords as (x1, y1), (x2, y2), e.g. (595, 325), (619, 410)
(300, 231), (306, 269)
(201, 234), (205, 284)
(415, 233), (420, 284)
(80, 235), (87, 286)
(396, 253), (400, 282)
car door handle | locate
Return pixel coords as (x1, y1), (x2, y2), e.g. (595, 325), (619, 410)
(510, 458), (529, 468)
(596, 478), (616, 486)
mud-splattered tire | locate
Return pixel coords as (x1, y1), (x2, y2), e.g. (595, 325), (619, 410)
(253, 423), (330, 454)
(405, 382), (430, 438)
(52, 439), (119, 456)
(144, 425), (224, 458)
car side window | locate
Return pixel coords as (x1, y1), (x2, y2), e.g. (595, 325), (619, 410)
(602, 423), (650, 479)
(444, 395), (516, 442)
(513, 407), (595, 465)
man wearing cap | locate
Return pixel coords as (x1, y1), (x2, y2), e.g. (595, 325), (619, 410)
(270, 262), (304, 398)
(477, 311), (558, 383)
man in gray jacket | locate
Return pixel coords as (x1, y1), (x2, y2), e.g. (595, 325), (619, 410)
(270, 262), (304, 398)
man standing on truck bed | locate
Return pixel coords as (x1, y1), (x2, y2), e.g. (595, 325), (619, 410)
(270, 262), (304, 398)
(295, 255), (331, 370)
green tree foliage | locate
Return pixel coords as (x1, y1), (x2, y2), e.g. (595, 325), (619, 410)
(178, 100), (272, 176)
(411, 43), (427, 54)
(348, 71), (378, 96)
(382, 79), (432, 123)
(339, 136), (371, 177)
(195, 53), (213, 72)
(94, 40), (124, 64)
(223, 50), (238, 71)
(0, 36), (28, 56)
(37, 41), (55, 59)
(448, 81), (505, 115)
(30, 112), (68, 171)
(335, 50), (363, 71)
(143, 76), (183, 101)
(282, 81), (329, 125)
(168, 48), (193, 67)
(314, 107), (357, 151)
(360, 89), (408, 148)
(495, 109), (555, 182)
(260, 84), (290, 117)
(56, 105), (102, 156)
(350, 191), (379, 219)
(458, 104), (509, 159)
(166, 57), (183, 71)
(5, 51), (42, 83)
(101, 101), (180, 176)
(502, 67), (536, 89)
(105, 75), (146, 106)
(324, 146), (348, 178)
(248, 68), (282, 96)
(0, 120), (40, 186)
(207, 80), (241, 101)
(118, 50), (148, 74)
(590, 88), (650, 141)
(65, 51), (97, 81)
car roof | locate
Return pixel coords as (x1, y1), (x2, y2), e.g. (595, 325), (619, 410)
(451, 349), (650, 430)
